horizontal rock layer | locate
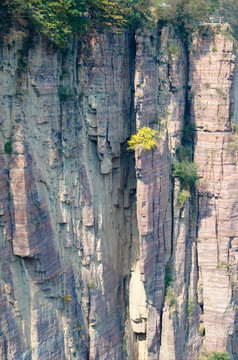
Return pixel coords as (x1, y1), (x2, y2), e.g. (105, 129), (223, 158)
(0, 25), (237, 360)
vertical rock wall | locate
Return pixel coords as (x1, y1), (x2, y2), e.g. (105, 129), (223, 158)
(0, 25), (237, 360)
(0, 32), (137, 360)
(191, 27), (238, 356)
(129, 25), (238, 360)
(131, 27), (188, 360)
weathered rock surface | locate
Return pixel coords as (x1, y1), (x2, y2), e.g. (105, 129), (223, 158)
(191, 28), (238, 356)
(0, 25), (237, 360)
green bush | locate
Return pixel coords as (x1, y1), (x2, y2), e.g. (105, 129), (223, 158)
(208, 353), (230, 360)
(232, 124), (238, 134)
(172, 160), (199, 190)
(215, 87), (226, 99)
(177, 146), (192, 162)
(230, 113), (238, 134)
(181, 122), (195, 147)
(227, 134), (238, 162)
(165, 262), (173, 293)
(199, 323), (205, 336)
(165, 286), (176, 319)
(167, 42), (180, 58)
(212, 45), (218, 53)
(199, 352), (230, 360)
(88, 280), (95, 289)
(187, 298), (194, 318)
(165, 286), (175, 306)
(177, 189), (190, 207)
(4, 142), (13, 154)
(128, 127), (158, 151)
(58, 85), (74, 101)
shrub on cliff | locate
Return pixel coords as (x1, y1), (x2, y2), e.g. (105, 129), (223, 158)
(211, 353), (230, 360)
(177, 188), (190, 207)
(4, 141), (13, 154)
(127, 127), (158, 150)
(165, 262), (173, 291)
(186, 298), (194, 318)
(172, 160), (199, 190)
(208, 353), (230, 360)
(199, 351), (230, 360)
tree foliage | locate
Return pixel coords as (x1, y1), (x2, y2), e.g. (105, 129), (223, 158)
(172, 160), (199, 190)
(0, 0), (237, 48)
(199, 352), (230, 360)
(152, 0), (238, 40)
(0, 0), (151, 48)
(220, 0), (238, 36)
(4, 141), (13, 154)
(0, 0), (88, 47)
(128, 127), (158, 151)
(29, 0), (87, 48)
(187, 298), (194, 318)
(154, 0), (220, 36)
(208, 353), (230, 360)
(177, 188), (190, 207)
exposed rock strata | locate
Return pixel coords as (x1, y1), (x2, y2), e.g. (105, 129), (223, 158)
(191, 29), (238, 355)
(0, 25), (237, 360)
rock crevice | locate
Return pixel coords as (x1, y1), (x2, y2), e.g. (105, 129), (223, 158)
(0, 26), (237, 360)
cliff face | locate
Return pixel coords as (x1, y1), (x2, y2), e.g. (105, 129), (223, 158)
(0, 25), (237, 360)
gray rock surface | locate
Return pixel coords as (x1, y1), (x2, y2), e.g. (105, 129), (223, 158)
(0, 26), (237, 359)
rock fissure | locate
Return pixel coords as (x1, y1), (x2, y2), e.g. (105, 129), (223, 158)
(0, 25), (238, 360)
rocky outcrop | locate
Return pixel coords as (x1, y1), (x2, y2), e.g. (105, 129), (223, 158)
(191, 28), (238, 355)
(0, 25), (237, 360)
(0, 32), (137, 360)
(132, 27), (188, 359)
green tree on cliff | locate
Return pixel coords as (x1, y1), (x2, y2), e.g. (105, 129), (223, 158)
(154, 0), (238, 38)
(220, 0), (238, 36)
(0, 0), (152, 47)
(28, 0), (87, 48)
(1, 0), (237, 48)
(154, 0), (220, 34)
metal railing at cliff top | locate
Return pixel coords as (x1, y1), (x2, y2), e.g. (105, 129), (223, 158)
(193, 15), (225, 26)
(202, 15), (223, 25)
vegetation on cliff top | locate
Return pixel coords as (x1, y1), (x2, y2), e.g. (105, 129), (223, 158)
(0, 0), (237, 48)
(154, 0), (220, 36)
(0, 0), (150, 48)
(154, 0), (238, 37)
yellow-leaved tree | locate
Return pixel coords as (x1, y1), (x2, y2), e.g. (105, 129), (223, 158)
(128, 126), (158, 150)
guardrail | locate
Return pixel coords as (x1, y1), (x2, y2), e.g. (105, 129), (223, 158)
(193, 16), (225, 26)
(203, 16), (223, 25)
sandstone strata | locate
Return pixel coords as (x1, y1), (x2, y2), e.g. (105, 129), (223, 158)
(191, 28), (238, 355)
(0, 25), (237, 360)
